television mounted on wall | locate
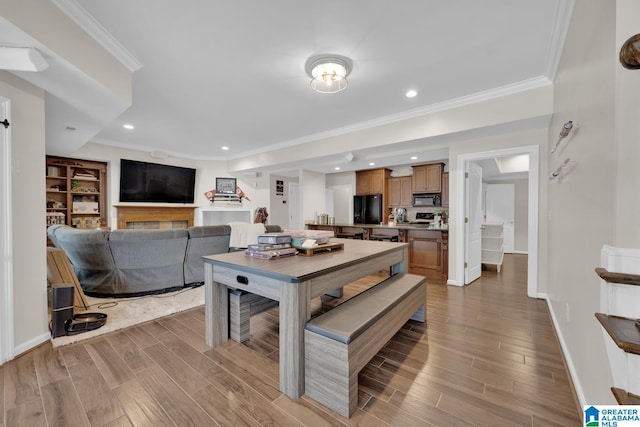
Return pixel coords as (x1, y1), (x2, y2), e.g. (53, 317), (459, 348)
(119, 159), (196, 204)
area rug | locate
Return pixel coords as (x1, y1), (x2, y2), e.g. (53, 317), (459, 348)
(51, 285), (205, 347)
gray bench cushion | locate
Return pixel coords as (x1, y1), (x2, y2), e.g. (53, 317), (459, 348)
(305, 273), (425, 344)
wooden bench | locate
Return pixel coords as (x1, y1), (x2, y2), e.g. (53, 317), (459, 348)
(229, 289), (278, 342)
(304, 273), (426, 417)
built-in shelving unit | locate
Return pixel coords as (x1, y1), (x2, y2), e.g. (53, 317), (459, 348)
(46, 156), (108, 233)
(481, 222), (504, 272)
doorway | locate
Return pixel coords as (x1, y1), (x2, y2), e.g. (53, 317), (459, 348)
(456, 145), (539, 298)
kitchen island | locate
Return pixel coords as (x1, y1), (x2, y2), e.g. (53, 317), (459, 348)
(307, 223), (448, 280)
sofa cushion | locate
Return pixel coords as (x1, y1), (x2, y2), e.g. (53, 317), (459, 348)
(184, 225), (231, 284)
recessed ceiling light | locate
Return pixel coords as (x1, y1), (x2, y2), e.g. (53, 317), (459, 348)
(411, 156), (418, 160)
(334, 167), (341, 171)
(406, 90), (418, 98)
(369, 162), (375, 166)
(222, 146), (229, 151)
(123, 124), (134, 130)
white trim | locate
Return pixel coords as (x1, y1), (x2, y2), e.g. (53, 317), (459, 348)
(13, 333), (50, 358)
(456, 145), (539, 297)
(51, 0), (143, 72)
(0, 97), (14, 364)
(545, 0), (576, 82)
(512, 250), (529, 255)
(544, 296), (587, 408)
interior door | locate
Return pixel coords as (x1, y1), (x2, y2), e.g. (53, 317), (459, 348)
(485, 183), (515, 253)
(465, 162), (483, 284)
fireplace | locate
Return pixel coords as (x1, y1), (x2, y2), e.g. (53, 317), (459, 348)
(115, 205), (197, 229)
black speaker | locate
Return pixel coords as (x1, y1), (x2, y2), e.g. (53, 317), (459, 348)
(52, 284), (74, 338)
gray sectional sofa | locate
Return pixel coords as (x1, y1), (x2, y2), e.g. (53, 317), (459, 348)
(47, 224), (281, 297)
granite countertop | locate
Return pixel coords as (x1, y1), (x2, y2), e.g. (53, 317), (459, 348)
(310, 223), (449, 232)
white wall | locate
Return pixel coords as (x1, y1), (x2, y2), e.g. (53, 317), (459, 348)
(73, 143), (272, 228)
(326, 172), (356, 224)
(0, 71), (50, 353)
(269, 174), (296, 228)
(614, 0), (640, 245)
(299, 169), (326, 225)
(546, 0), (618, 405)
(447, 127), (548, 288)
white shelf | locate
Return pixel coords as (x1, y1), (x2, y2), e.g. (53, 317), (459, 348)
(481, 222), (504, 272)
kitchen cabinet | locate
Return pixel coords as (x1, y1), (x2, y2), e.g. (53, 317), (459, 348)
(441, 172), (449, 207)
(307, 224), (448, 280)
(408, 229), (446, 279)
(355, 168), (389, 195)
(412, 163), (443, 194)
(389, 176), (412, 207)
(356, 168), (391, 221)
(46, 156), (108, 234)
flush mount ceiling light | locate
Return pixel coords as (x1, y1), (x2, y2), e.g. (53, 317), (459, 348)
(306, 55), (352, 93)
(0, 46), (48, 72)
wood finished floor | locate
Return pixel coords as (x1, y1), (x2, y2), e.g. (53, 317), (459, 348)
(1, 254), (581, 426)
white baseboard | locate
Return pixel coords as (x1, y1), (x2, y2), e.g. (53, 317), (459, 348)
(13, 332), (50, 358)
(446, 279), (460, 286)
(513, 250), (528, 255)
(544, 296), (587, 408)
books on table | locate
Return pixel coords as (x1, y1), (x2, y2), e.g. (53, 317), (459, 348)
(244, 247), (298, 259)
(245, 233), (296, 259)
(257, 233), (292, 245)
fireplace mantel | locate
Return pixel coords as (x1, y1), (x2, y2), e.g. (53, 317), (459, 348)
(115, 205), (197, 229)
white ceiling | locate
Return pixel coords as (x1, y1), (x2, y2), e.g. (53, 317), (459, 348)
(3, 1), (572, 175)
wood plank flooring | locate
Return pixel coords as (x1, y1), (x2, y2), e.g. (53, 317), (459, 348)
(1, 254), (581, 426)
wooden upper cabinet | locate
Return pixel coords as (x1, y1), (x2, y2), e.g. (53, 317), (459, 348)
(389, 176), (412, 207)
(412, 163), (443, 193)
(356, 169), (389, 195)
(441, 172), (449, 207)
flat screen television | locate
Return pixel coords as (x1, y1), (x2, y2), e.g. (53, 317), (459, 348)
(119, 159), (196, 203)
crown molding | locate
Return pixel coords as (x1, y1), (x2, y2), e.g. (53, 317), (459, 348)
(545, 0), (575, 81)
(51, 0), (142, 72)
(226, 75), (553, 160)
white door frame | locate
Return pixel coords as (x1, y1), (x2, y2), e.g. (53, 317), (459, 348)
(1, 97), (14, 364)
(456, 145), (539, 297)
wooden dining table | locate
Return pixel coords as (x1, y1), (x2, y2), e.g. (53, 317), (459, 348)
(203, 238), (409, 399)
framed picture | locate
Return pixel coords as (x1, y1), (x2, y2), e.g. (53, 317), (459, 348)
(276, 180), (284, 196)
(216, 177), (237, 194)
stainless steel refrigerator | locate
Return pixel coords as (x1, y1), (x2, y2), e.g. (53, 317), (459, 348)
(353, 194), (383, 224)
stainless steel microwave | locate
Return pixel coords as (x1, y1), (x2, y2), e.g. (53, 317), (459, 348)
(413, 194), (441, 207)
